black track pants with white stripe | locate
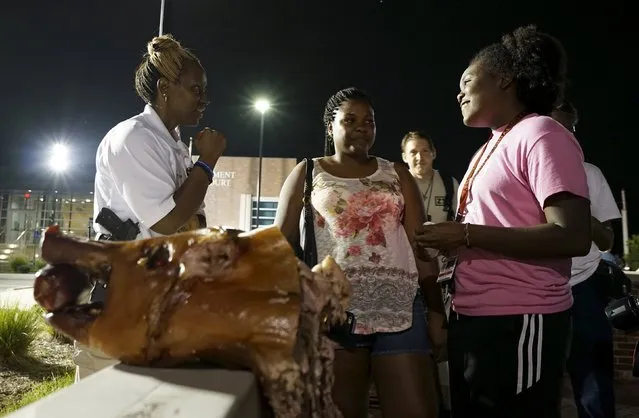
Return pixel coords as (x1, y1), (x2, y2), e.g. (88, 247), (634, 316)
(448, 310), (571, 418)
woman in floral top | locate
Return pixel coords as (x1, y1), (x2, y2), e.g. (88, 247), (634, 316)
(275, 87), (445, 418)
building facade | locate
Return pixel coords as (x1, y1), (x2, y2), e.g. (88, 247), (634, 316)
(0, 156), (297, 268)
(199, 156), (297, 230)
(0, 190), (95, 242)
(0, 189), (95, 267)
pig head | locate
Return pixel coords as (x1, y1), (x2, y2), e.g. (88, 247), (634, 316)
(34, 224), (350, 418)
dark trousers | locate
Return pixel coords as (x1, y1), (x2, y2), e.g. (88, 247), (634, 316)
(567, 270), (616, 418)
(448, 310), (571, 418)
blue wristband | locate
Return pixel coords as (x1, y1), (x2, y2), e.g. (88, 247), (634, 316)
(194, 160), (214, 183)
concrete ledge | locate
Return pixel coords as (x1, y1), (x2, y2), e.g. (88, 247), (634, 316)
(7, 365), (262, 418)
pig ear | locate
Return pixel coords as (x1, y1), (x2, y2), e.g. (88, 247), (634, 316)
(41, 228), (113, 267)
(45, 304), (101, 345)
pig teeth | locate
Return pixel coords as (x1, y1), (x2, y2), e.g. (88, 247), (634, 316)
(98, 264), (112, 284)
(311, 256), (337, 276)
(76, 287), (93, 305)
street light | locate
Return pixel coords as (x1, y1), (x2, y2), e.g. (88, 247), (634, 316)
(49, 143), (69, 173)
(254, 99), (270, 114)
(253, 98), (271, 228)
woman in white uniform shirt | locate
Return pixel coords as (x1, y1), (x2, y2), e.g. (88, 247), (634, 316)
(93, 34), (227, 241)
(78, 34), (227, 381)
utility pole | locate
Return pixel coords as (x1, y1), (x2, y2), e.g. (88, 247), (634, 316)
(621, 189), (629, 259)
(158, 0), (166, 36)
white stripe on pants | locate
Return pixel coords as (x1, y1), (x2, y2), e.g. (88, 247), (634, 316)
(516, 313), (544, 394)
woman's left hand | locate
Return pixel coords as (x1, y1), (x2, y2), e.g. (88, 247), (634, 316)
(415, 221), (466, 251)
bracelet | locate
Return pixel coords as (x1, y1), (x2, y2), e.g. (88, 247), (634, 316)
(464, 223), (471, 247)
(194, 160), (214, 184)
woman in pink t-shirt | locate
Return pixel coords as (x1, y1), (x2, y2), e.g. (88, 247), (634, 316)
(415, 25), (592, 418)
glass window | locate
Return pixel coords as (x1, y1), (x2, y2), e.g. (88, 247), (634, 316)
(251, 198), (278, 229)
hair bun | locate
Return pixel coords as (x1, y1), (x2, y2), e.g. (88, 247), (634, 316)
(501, 25), (537, 66)
(147, 34), (181, 56)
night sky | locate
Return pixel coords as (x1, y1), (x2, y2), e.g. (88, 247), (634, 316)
(0, 1), (631, 251)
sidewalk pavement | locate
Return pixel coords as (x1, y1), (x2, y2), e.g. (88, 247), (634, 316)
(367, 391), (639, 418)
(367, 379), (639, 417)
(0, 286), (36, 309)
(562, 378), (639, 418)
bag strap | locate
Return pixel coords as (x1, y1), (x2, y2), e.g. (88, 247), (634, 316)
(303, 158), (314, 209)
(300, 158), (318, 266)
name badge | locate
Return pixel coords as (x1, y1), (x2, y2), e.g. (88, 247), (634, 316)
(437, 253), (458, 284)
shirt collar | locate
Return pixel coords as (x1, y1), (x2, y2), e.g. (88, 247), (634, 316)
(141, 104), (184, 150)
(491, 113), (536, 137)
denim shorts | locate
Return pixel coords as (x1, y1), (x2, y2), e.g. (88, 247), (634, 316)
(335, 290), (431, 355)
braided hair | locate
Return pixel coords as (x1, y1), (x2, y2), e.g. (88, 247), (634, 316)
(472, 25), (568, 115)
(322, 87), (374, 156)
(134, 34), (202, 105)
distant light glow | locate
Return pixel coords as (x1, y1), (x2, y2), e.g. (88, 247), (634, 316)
(50, 143), (70, 172)
(254, 99), (271, 114)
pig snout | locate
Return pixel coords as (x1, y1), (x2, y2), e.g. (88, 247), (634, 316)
(34, 264), (92, 312)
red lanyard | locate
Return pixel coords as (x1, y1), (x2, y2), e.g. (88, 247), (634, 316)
(455, 112), (527, 222)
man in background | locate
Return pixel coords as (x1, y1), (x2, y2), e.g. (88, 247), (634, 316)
(401, 131), (458, 417)
(552, 100), (620, 418)
(401, 131), (458, 223)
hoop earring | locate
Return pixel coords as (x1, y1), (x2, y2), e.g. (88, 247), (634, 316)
(163, 94), (167, 102)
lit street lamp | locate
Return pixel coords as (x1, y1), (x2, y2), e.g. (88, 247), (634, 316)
(49, 143), (70, 173)
(255, 99), (270, 114)
(254, 98), (271, 228)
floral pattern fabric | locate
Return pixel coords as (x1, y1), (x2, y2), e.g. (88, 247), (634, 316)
(310, 157), (419, 334)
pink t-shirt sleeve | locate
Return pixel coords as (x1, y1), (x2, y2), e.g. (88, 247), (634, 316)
(525, 132), (589, 208)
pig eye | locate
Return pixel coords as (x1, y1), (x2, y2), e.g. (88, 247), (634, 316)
(140, 243), (173, 270)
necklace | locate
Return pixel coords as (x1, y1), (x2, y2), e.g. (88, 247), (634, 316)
(456, 112), (528, 222)
(420, 170), (435, 220)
